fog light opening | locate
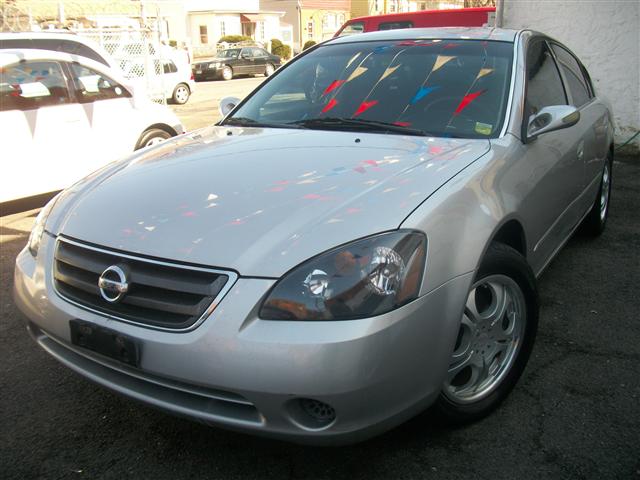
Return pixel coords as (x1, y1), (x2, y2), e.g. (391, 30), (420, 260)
(287, 398), (337, 430)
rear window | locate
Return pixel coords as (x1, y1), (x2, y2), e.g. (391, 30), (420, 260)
(229, 39), (514, 139)
(378, 21), (413, 31)
(340, 22), (365, 35)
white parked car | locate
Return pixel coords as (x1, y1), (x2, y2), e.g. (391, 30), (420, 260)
(119, 52), (196, 104)
(0, 49), (185, 206)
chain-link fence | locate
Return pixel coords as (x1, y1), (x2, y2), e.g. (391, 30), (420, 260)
(78, 28), (167, 104)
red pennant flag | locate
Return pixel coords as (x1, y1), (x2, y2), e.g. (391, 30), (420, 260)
(353, 100), (378, 117)
(454, 90), (486, 115)
(322, 80), (345, 96)
(322, 98), (338, 113)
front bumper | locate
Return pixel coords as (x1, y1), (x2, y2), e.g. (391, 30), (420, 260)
(192, 66), (220, 80)
(14, 233), (473, 444)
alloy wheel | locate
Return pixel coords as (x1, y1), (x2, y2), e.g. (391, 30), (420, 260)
(444, 274), (526, 404)
(174, 85), (189, 104)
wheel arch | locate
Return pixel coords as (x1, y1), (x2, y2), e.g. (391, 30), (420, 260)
(141, 123), (178, 138)
(134, 123), (178, 150)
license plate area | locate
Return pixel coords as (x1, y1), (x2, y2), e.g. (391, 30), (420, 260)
(70, 320), (140, 367)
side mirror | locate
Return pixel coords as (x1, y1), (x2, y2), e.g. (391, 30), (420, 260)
(219, 96), (240, 117)
(526, 105), (580, 141)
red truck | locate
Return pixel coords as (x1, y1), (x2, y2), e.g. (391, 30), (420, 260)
(335, 7), (495, 36)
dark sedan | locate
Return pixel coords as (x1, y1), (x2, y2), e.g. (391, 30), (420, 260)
(192, 47), (281, 81)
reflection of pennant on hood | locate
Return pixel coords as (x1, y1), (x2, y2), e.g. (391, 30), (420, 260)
(380, 64), (400, 81)
(353, 100), (378, 117)
(347, 66), (368, 82)
(432, 55), (456, 72)
(454, 89), (487, 115)
(476, 68), (494, 80)
(410, 85), (439, 104)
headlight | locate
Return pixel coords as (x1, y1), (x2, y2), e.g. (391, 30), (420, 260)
(208, 62), (221, 69)
(260, 231), (426, 321)
(27, 194), (59, 257)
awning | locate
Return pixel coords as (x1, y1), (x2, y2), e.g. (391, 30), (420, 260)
(241, 14), (268, 23)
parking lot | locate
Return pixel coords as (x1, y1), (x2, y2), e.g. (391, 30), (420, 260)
(172, 76), (266, 131)
(1, 130), (639, 478)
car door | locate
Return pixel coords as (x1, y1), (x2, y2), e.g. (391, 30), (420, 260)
(63, 61), (138, 175)
(239, 48), (256, 75)
(252, 48), (268, 74)
(550, 43), (609, 208)
(517, 37), (585, 268)
(0, 59), (90, 202)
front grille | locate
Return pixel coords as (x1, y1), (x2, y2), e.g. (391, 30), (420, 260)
(53, 237), (235, 330)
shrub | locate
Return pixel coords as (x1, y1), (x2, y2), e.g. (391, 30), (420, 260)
(218, 35), (253, 44)
(303, 40), (316, 51)
(271, 39), (291, 60)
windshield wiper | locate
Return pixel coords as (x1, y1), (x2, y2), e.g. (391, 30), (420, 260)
(289, 117), (429, 136)
(222, 117), (302, 129)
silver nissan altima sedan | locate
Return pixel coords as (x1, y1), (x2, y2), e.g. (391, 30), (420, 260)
(14, 28), (614, 444)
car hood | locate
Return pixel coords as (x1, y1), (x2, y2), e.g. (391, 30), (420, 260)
(56, 126), (489, 277)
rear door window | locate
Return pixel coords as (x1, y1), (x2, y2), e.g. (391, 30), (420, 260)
(0, 60), (70, 111)
(378, 21), (413, 31)
(550, 44), (591, 107)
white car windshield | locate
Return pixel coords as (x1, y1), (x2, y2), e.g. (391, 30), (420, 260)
(225, 39), (513, 138)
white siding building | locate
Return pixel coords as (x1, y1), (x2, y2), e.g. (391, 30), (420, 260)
(501, 0), (639, 153)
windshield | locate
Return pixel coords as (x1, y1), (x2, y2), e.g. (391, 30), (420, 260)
(225, 39), (513, 138)
(220, 49), (240, 58)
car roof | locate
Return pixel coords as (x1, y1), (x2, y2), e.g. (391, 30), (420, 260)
(328, 27), (520, 44)
(0, 48), (128, 84)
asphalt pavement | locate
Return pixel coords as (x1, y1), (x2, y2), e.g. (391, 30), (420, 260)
(172, 76), (265, 131)
(1, 144), (639, 479)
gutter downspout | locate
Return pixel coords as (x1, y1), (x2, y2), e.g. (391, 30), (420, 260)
(495, 0), (504, 28)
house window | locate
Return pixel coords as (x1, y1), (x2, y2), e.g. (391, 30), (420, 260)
(199, 25), (208, 44)
(389, 0), (398, 13)
(259, 21), (265, 40)
(307, 20), (314, 39)
(219, 20), (226, 37)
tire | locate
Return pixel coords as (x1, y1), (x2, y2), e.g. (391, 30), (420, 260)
(264, 63), (275, 77)
(171, 83), (190, 105)
(434, 242), (539, 424)
(580, 152), (612, 237)
(135, 128), (172, 150)
(221, 66), (233, 81)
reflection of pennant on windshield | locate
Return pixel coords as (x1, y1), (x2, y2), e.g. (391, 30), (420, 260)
(410, 85), (439, 104)
(323, 80), (345, 95)
(454, 89), (486, 115)
(354, 100), (378, 117)
(476, 68), (494, 80)
(432, 55), (455, 72)
(322, 98), (338, 113)
(380, 64), (400, 81)
(346, 52), (361, 68)
(347, 66), (368, 82)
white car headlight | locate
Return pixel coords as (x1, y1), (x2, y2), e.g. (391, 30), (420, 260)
(208, 62), (221, 69)
(27, 194), (60, 257)
(260, 231), (426, 321)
